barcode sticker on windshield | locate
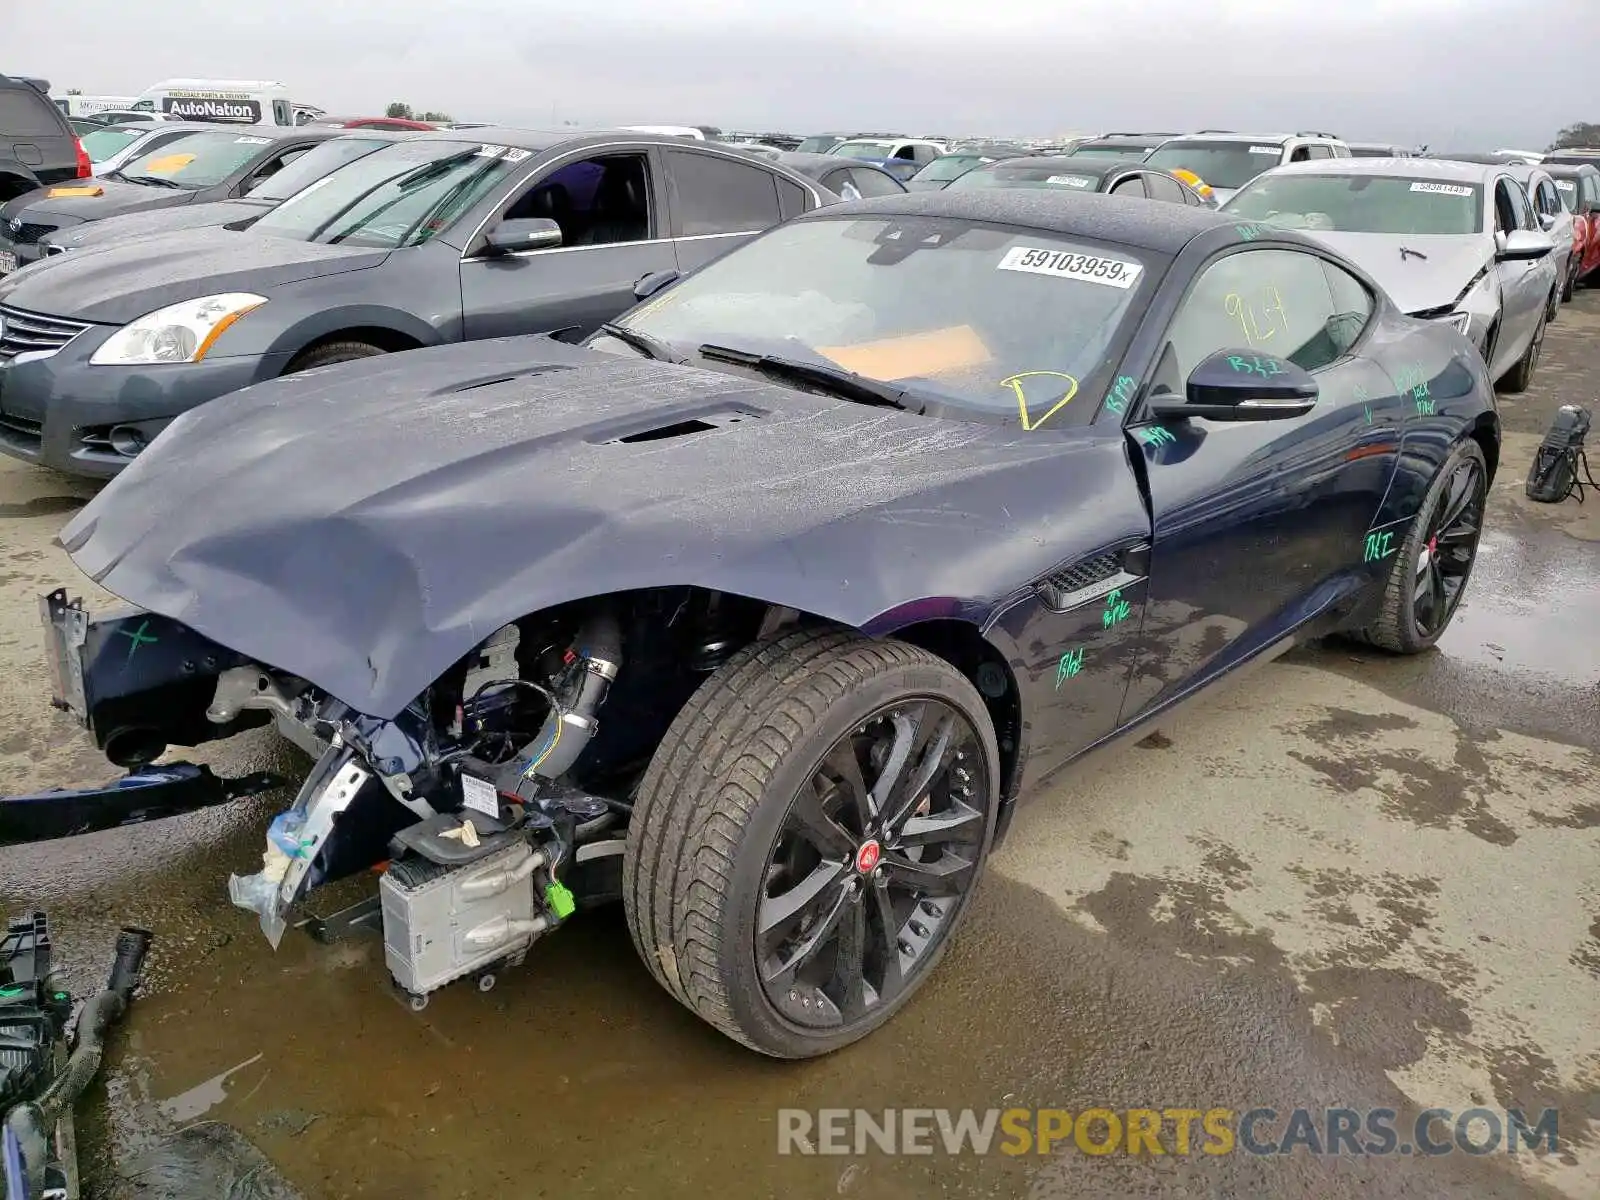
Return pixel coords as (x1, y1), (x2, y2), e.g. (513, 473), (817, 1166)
(1556, 180), (1577, 192)
(1249, 145), (1281, 155)
(998, 246), (1142, 289)
(1048, 175), (1095, 188)
(1410, 182), (1473, 196)
(503, 148), (530, 163)
(476, 143), (509, 158)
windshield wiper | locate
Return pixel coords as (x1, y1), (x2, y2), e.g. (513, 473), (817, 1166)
(394, 147), (481, 191)
(597, 322), (683, 363)
(698, 344), (914, 410)
(118, 174), (187, 190)
(1399, 245), (1429, 262)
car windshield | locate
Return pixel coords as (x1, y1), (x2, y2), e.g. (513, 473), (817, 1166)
(246, 136), (391, 200)
(832, 141), (896, 160)
(796, 136), (843, 154)
(1227, 173), (1483, 235)
(116, 131), (280, 188)
(947, 165), (1100, 192)
(80, 127), (145, 163)
(1143, 141), (1283, 188)
(603, 214), (1154, 430)
(251, 140), (524, 249)
(911, 155), (990, 183)
(1552, 178), (1579, 212)
(1068, 144), (1149, 161)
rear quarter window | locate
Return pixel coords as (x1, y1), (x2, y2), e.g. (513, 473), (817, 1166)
(0, 88), (67, 137)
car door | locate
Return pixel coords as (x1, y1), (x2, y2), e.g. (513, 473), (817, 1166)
(459, 146), (677, 341)
(1117, 245), (1389, 724)
(1490, 174), (1545, 368)
(663, 146), (788, 272)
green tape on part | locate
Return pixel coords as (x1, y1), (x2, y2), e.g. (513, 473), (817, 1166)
(545, 879), (577, 921)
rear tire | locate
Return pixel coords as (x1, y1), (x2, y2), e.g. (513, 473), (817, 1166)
(623, 627), (999, 1058)
(1497, 308), (1545, 394)
(1361, 439), (1488, 654)
(285, 340), (385, 374)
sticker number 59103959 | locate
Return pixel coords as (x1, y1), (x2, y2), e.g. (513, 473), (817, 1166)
(998, 246), (1143, 289)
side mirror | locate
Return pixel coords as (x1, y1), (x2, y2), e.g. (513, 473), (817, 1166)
(1146, 349), (1318, 422)
(1497, 228), (1554, 261)
(1538, 212), (1556, 232)
(484, 217), (562, 255)
(633, 269), (679, 300)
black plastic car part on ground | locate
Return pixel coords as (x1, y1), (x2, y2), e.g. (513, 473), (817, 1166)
(0, 128), (835, 478)
(37, 131), (421, 254)
(6, 188), (1499, 1057)
(0, 74), (88, 207)
(945, 156), (1208, 206)
(0, 125), (349, 277)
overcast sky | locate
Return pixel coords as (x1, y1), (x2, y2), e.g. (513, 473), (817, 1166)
(17, 0), (1596, 148)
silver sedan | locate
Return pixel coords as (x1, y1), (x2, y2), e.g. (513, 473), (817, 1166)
(1222, 157), (1559, 392)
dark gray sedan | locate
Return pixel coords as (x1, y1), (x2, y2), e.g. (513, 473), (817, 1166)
(0, 127), (833, 477)
(0, 126), (347, 275)
(945, 156), (1212, 207)
(37, 132), (420, 255)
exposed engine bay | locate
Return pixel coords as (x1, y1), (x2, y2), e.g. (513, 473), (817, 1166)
(8, 588), (792, 1011)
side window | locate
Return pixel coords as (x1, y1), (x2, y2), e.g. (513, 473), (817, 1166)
(777, 177), (807, 219)
(1109, 175), (1146, 198)
(1498, 178), (1535, 231)
(1160, 249), (1343, 384)
(914, 145), (939, 164)
(825, 169), (863, 201)
(1586, 176), (1600, 209)
(1321, 260), (1375, 357)
(501, 153), (653, 247)
(666, 149), (781, 236)
(893, 145), (919, 162)
(1492, 180), (1520, 234)
(1288, 145), (1311, 163)
(1143, 173), (1188, 204)
(1305, 144), (1334, 160)
(248, 146), (309, 186)
(1539, 181), (1563, 217)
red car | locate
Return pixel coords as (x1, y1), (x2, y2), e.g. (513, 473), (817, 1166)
(1547, 163), (1600, 294)
(308, 116), (438, 131)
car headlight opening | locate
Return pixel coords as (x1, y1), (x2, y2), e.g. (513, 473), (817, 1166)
(90, 293), (267, 366)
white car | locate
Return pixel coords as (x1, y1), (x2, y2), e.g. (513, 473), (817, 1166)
(827, 137), (947, 181)
(1143, 131), (1351, 204)
(1224, 157), (1559, 392)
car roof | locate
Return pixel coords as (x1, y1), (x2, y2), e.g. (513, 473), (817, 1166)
(1542, 162), (1600, 179)
(1079, 134), (1174, 147)
(1265, 156), (1500, 182)
(773, 151), (901, 181)
(980, 156), (1124, 179)
(795, 187), (1231, 254)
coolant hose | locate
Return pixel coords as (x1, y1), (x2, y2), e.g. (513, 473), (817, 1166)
(518, 608), (622, 783)
(3, 927), (151, 1198)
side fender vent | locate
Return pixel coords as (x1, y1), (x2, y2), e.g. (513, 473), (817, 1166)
(1035, 553), (1138, 612)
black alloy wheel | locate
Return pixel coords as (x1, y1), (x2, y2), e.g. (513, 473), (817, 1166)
(1411, 453), (1487, 639)
(757, 699), (989, 1030)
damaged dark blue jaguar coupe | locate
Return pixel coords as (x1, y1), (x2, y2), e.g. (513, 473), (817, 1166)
(2, 191), (1497, 1058)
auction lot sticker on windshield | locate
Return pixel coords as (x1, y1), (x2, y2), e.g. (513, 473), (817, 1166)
(234, 136), (271, 145)
(1047, 175), (1095, 188)
(1250, 146), (1281, 155)
(998, 246), (1142, 289)
(1410, 182), (1474, 196)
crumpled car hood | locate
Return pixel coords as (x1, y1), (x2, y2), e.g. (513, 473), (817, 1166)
(0, 227), (387, 323)
(1299, 232), (1492, 314)
(59, 338), (1116, 718)
(46, 199), (272, 251)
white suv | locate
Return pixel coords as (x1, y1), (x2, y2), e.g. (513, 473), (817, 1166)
(1142, 131), (1351, 203)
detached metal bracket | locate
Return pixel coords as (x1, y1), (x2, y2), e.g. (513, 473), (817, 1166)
(0, 763), (287, 846)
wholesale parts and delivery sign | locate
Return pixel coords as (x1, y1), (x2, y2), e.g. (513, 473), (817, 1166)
(160, 91), (262, 123)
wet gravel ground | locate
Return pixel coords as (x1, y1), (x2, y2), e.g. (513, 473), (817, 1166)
(2, 295), (1598, 1199)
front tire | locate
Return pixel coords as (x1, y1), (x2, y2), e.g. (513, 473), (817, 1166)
(1361, 439), (1488, 653)
(623, 628), (999, 1058)
(1498, 307), (1546, 394)
(285, 340), (386, 374)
